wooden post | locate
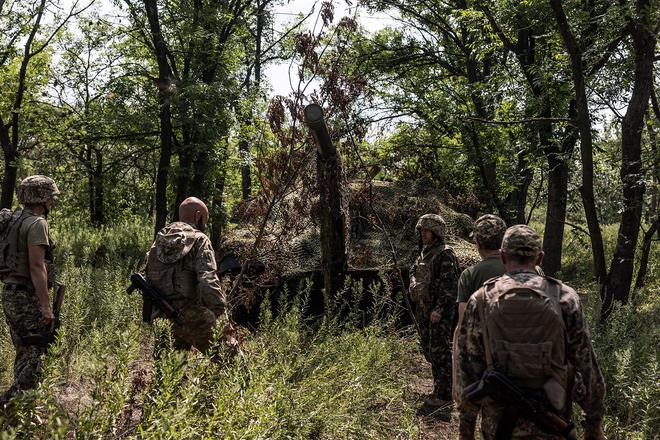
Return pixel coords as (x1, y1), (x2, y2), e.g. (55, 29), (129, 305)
(304, 104), (347, 296)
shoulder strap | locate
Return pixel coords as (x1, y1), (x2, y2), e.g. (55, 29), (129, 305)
(475, 287), (494, 370)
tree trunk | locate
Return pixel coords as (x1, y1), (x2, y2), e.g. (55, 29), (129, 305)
(0, 0), (46, 209)
(503, 146), (533, 224)
(542, 154), (570, 276)
(603, 0), (655, 311)
(210, 166), (227, 250)
(239, 137), (251, 199)
(634, 218), (658, 291)
(144, 0), (175, 233)
(542, 102), (577, 276)
(86, 146), (95, 223)
(0, 151), (18, 209)
(549, 0), (607, 283)
(93, 150), (104, 225)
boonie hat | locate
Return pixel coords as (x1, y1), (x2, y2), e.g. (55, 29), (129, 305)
(501, 224), (542, 256)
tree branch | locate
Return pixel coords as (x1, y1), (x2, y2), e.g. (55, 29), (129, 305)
(466, 116), (576, 126)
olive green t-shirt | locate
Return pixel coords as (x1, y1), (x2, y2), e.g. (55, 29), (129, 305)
(456, 256), (505, 303)
(3, 210), (50, 286)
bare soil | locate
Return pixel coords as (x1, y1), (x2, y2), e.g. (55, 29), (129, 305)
(404, 348), (460, 439)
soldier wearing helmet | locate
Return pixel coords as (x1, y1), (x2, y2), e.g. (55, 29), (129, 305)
(409, 213), (459, 407)
(1, 175), (59, 405)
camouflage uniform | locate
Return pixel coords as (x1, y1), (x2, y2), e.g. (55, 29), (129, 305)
(456, 225), (605, 439)
(145, 221), (226, 353)
(409, 214), (459, 401)
(1, 176), (59, 400)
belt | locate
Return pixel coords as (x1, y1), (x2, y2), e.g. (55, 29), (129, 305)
(3, 283), (29, 291)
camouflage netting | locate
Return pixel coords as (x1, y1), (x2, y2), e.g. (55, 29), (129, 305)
(220, 180), (480, 278)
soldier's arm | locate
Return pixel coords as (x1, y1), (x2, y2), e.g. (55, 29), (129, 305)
(27, 218), (54, 328)
(29, 244), (53, 329)
(561, 289), (606, 432)
(431, 250), (459, 313)
(456, 296), (485, 439)
(192, 236), (226, 317)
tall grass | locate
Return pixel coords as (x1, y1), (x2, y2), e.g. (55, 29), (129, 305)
(0, 220), (657, 438)
(0, 221), (418, 438)
(559, 224), (660, 440)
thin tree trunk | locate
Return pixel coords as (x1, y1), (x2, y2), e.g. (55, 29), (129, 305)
(1, 151), (18, 209)
(210, 165), (227, 250)
(634, 219), (658, 290)
(603, 0), (655, 310)
(0, 0), (46, 208)
(93, 150), (104, 225)
(549, 0), (607, 283)
(144, 0), (175, 234)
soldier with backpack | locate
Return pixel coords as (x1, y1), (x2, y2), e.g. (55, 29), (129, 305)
(409, 213), (460, 407)
(143, 197), (227, 353)
(455, 225), (605, 439)
(0, 175), (60, 405)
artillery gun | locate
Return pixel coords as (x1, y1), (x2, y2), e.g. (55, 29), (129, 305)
(220, 105), (479, 324)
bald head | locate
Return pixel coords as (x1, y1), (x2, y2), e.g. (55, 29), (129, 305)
(179, 197), (209, 231)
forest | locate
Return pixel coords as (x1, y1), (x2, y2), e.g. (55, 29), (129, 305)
(0, 0), (658, 438)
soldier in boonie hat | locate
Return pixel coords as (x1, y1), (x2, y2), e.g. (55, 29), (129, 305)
(472, 214), (506, 248)
(501, 224), (543, 257)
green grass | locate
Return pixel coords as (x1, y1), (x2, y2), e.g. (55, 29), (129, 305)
(559, 222), (660, 440)
(0, 221), (418, 438)
(0, 219), (657, 439)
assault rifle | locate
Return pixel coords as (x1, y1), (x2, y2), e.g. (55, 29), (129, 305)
(464, 370), (576, 440)
(126, 273), (183, 326)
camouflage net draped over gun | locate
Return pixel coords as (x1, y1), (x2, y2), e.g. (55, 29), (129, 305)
(220, 180), (480, 279)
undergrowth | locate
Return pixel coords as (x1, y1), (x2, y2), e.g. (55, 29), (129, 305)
(0, 219), (657, 439)
(0, 220), (418, 439)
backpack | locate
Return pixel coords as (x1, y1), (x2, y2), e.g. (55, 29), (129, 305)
(0, 208), (42, 280)
(475, 275), (568, 411)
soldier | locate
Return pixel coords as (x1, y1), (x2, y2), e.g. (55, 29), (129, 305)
(145, 197), (227, 353)
(409, 213), (459, 407)
(456, 214), (508, 325)
(1, 175), (59, 405)
(456, 225), (605, 439)
(452, 214), (507, 402)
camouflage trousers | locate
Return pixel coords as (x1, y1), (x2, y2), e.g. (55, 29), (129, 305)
(170, 304), (222, 353)
(2, 287), (48, 396)
(415, 305), (453, 400)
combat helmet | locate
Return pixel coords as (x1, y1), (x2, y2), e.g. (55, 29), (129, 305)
(17, 175), (60, 205)
(415, 213), (446, 238)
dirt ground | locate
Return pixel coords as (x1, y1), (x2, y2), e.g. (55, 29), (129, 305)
(405, 349), (460, 440)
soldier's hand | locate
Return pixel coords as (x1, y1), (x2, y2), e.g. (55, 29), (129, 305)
(430, 310), (442, 324)
(40, 306), (55, 332)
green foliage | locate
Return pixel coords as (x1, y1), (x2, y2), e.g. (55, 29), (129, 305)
(558, 221), (660, 439)
(0, 223), (417, 439)
(51, 217), (153, 268)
